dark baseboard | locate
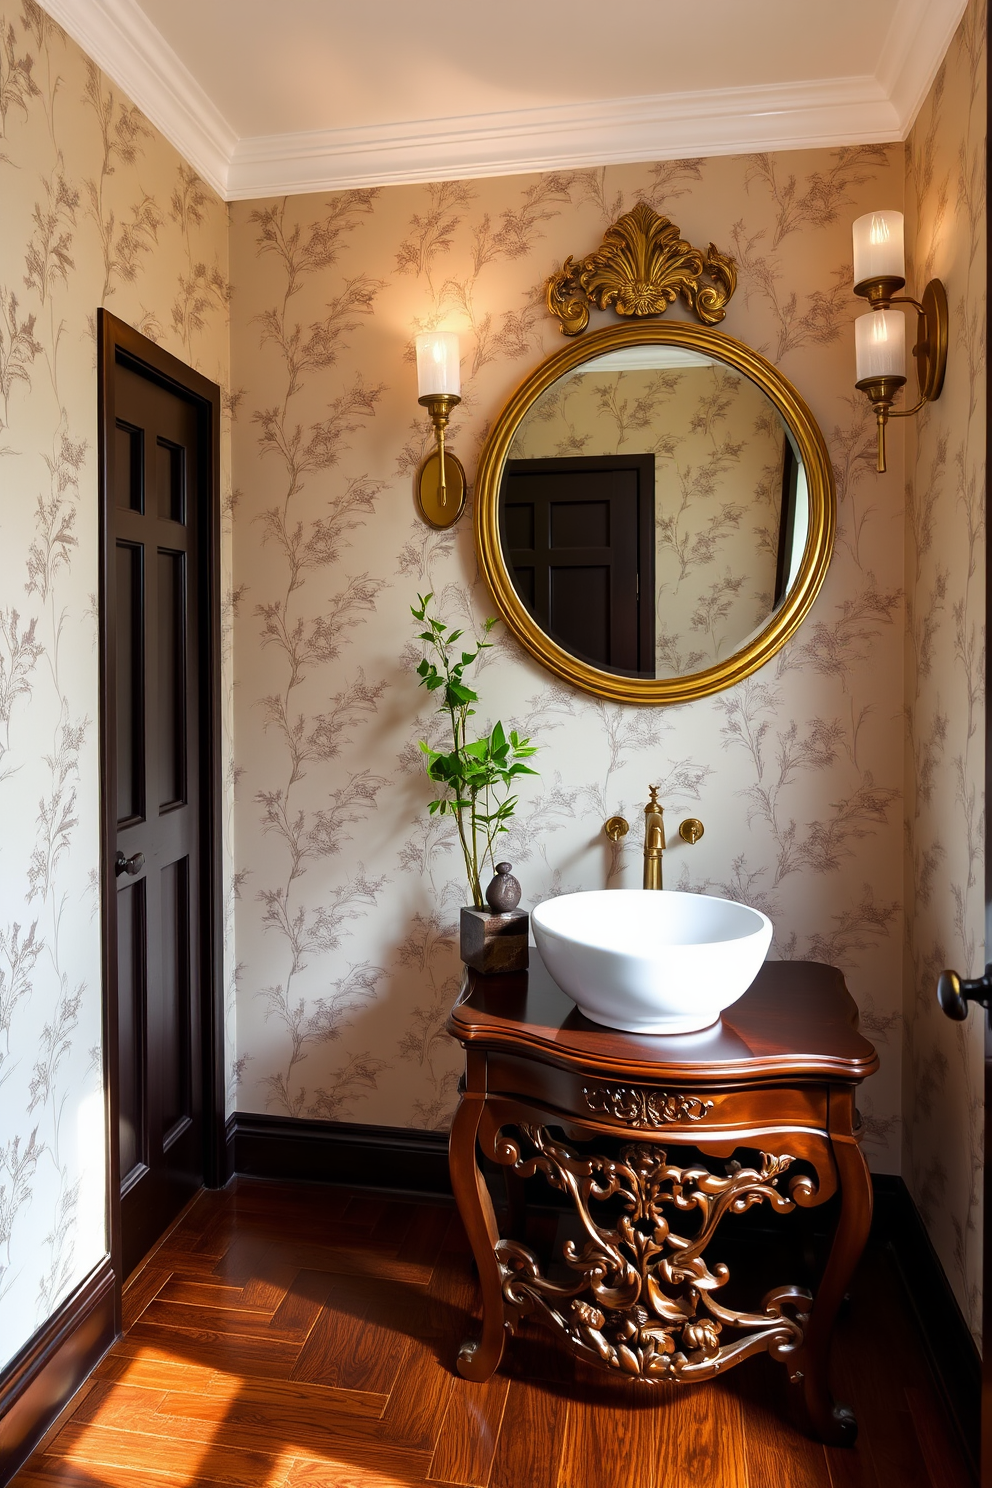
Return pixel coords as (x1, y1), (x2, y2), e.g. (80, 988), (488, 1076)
(872, 1174), (980, 1481)
(228, 1112), (451, 1198)
(0, 1258), (116, 1486)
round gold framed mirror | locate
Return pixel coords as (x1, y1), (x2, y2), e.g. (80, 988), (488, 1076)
(474, 321), (835, 704)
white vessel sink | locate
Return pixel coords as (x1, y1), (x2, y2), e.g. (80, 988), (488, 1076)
(530, 889), (773, 1035)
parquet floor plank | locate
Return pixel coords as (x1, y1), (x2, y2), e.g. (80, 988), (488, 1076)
(289, 1281), (373, 1392)
(41, 1420), (283, 1488)
(199, 1374), (387, 1415)
(154, 1278), (248, 1310)
(205, 1234), (274, 1287)
(275, 1237), (438, 1286)
(16, 1461), (201, 1488)
(487, 1378), (569, 1488)
(654, 1380), (748, 1488)
(71, 1383), (169, 1428)
(402, 1202), (457, 1272)
(427, 1375), (509, 1486)
(151, 1390), (400, 1462)
(91, 1348), (220, 1394)
(555, 1383), (659, 1488)
(265, 1267), (339, 1342)
(122, 1319), (301, 1378)
(283, 1452), (435, 1488)
(734, 1356), (832, 1488)
(137, 1299), (276, 1338)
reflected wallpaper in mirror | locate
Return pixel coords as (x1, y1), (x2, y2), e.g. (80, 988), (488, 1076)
(501, 346), (808, 679)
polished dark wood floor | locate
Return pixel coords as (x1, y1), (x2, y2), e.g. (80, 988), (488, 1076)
(13, 1178), (970, 1488)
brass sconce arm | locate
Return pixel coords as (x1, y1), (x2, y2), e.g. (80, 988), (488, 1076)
(418, 392), (465, 518)
(414, 333), (467, 528)
(853, 280), (947, 473)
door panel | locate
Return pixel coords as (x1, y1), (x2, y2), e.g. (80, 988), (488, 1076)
(116, 879), (145, 1188)
(501, 454), (655, 675)
(110, 359), (204, 1276)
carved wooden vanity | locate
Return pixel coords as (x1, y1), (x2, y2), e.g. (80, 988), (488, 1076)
(447, 952), (879, 1446)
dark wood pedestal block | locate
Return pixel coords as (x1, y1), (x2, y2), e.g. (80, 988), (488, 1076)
(446, 953), (879, 1447)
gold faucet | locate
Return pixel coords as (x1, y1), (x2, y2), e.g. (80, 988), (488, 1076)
(643, 786), (666, 890)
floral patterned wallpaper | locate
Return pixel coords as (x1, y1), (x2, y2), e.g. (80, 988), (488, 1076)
(0, 0), (982, 1386)
(508, 363), (787, 674)
(0, 4), (231, 1371)
(903, 0), (986, 1342)
(229, 148), (910, 1162)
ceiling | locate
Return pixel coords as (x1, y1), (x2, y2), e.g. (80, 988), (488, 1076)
(40, 0), (968, 201)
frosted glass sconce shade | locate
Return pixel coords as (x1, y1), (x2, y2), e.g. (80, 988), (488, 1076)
(416, 333), (461, 398)
(852, 211), (905, 288)
(414, 332), (465, 528)
(855, 311), (906, 382)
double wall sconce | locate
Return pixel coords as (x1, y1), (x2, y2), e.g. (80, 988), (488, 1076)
(415, 332), (466, 528)
(852, 210), (947, 473)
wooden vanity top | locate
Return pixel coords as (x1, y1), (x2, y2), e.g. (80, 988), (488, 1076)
(449, 953), (879, 1084)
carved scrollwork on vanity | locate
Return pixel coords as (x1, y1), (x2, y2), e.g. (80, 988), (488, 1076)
(491, 1124), (813, 1382)
(583, 1083), (714, 1127)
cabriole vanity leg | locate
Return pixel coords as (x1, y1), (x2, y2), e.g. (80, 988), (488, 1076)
(448, 1092), (508, 1381)
(791, 1137), (873, 1445)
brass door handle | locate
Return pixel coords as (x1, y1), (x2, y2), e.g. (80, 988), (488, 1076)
(115, 850), (145, 877)
(937, 965), (992, 1021)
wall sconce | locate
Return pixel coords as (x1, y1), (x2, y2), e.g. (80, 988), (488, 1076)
(852, 210), (947, 473)
(415, 332), (466, 528)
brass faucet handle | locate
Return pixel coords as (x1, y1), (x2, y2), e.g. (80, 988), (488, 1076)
(604, 816), (630, 842)
(679, 818), (705, 845)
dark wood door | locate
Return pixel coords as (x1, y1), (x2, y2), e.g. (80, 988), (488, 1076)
(100, 314), (222, 1280)
(501, 455), (655, 675)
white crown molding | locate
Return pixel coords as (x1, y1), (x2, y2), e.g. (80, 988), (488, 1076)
(877, 0), (970, 135)
(225, 78), (903, 200)
(40, 0), (965, 203)
(38, 0), (236, 197)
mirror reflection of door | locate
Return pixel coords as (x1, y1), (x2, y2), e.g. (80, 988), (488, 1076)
(501, 455), (656, 676)
(499, 346), (811, 681)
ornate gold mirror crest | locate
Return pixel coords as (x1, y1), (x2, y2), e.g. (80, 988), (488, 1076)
(475, 206), (836, 707)
(547, 202), (738, 336)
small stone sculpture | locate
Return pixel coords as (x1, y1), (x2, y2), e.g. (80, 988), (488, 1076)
(486, 862), (522, 913)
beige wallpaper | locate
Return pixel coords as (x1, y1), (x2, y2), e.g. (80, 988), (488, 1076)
(230, 147), (909, 1162)
(508, 363), (786, 673)
(0, 3), (231, 1371)
(903, 0), (987, 1342)
(0, 0), (982, 1382)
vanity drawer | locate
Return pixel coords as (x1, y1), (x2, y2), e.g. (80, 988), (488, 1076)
(484, 1053), (829, 1136)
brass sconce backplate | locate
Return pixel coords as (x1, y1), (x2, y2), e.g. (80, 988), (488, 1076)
(546, 202), (737, 336)
(915, 279), (948, 402)
(416, 392), (466, 528)
(416, 449), (466, 527)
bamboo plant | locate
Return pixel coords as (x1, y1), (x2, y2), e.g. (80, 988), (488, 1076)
(412, 593), (538, 908)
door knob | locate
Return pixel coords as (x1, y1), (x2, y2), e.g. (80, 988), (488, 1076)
(114, 850), (145, 877)
(937, 965), (992, 1021)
